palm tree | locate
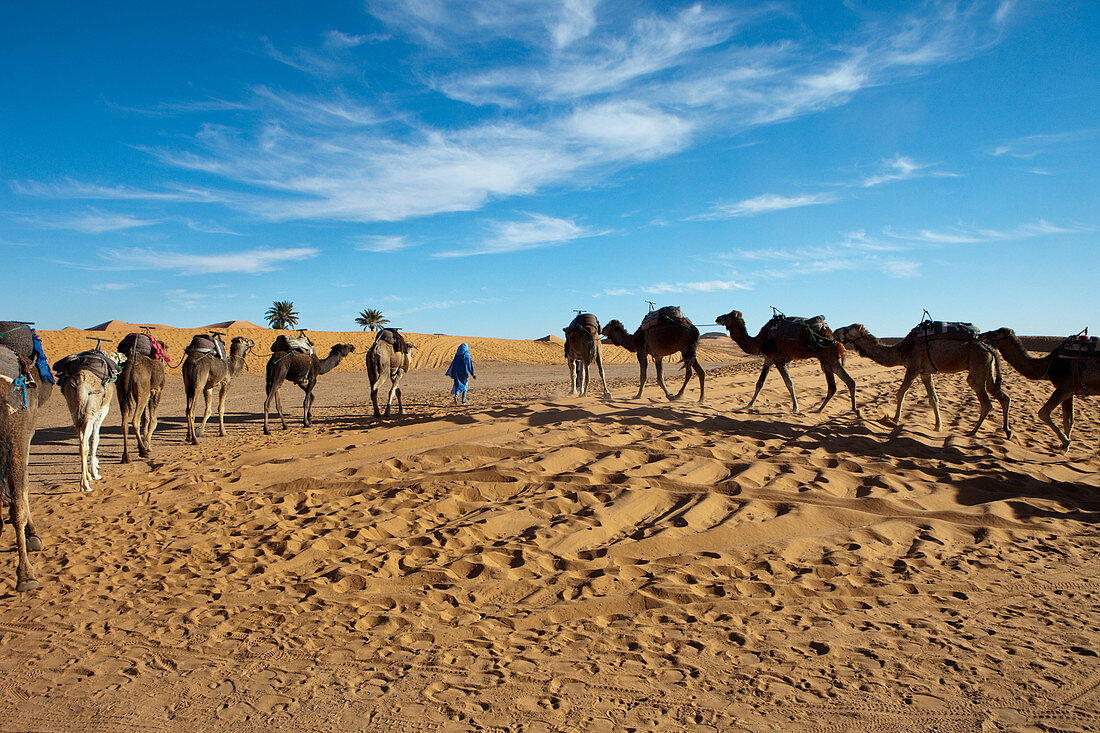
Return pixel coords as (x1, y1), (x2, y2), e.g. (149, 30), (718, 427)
(355, 308), (389, 332)
(265, 300), (299, 330)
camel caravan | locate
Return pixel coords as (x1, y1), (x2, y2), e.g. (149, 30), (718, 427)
(1, 309), (1098, 592)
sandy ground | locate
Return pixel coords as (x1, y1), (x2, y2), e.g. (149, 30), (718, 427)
(1, 342), (1099, 731)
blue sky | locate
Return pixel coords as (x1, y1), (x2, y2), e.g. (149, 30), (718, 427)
(2, 0), (1097, 338)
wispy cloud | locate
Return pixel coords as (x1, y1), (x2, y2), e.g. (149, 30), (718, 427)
(82, 246), (320, 274)
(89, 282), (136, 292)
(860, 155), (956, 187)
(436, 213), (606, 257)
(355, 235), (416, 253)
(389, 297), (503, 315)
(700, 192), (838, 219)
(884, 219), (1093, 244)
(987, 128), (1099, 159)
(28, 209), (162, 234)
(184, 219), (245, 236)
(13, 179), (227, 203)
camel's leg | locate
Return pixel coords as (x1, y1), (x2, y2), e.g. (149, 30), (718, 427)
(921, 375), (942, 431)
(147, 388), (161, 439)
(396, 373), (404, 416)
(777, 362), (800, 413)
(263, 387), (275, 434)
(694, 359), (705, 402)
(814, 366), (837, 413)
(580, 360), (590, 398)
(303, 387), (314, 427)
(966, 369), (993, 437)
(989, 374), (1011, 439)
(634, 353), (648, 399)
(568, 360), (578, 397)
(78, 413), (93, 492)
(369, 364), (383, 418)
(198, 386), (214, 439)
(594, 347), (611, 399)
(818, 363), (857, 416)
(9, 484), (39, 592)
(185, 385), (198, 445)
(892, 369), (918, 425)
(1037, 387), (1073, 451)
(673, 356), (693, 400)
(217, 384), (229, 437)
(745, 360), (773, 410)
(119, 399), (132, 464)
(655, 357), (675, 401)
(136, 398), (152, 458)
(384, 372), (398, 417)
(90, 400), (108, 481)
(275, 389), (288, 430)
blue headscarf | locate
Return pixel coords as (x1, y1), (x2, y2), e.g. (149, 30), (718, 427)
(445, 343), (475, 394)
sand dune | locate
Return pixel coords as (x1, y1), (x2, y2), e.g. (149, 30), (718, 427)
(1, 344), (1098, 730)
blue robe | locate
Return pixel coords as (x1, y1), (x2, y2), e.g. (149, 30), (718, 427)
(445, 343), (475, 395)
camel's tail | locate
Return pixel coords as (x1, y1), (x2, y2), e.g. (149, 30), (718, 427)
(67, 371), (105, 428)
(682, 325), (700, 371)
(985, 341), (1004, 392)
(836, 341), (847, 361)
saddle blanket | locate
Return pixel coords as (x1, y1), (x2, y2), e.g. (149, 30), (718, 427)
(908, 320), (978, 342)
(185, 333), (227, 361)
(119, 333), (171, 364)
(1058, 335), (1099, 358)
(0, 344), (22, 382)
(640, 306), (689, 331)
(53, 350), (122, 385)
(564, 313), (600, 334)
(769, 315), (828, 342)
(271, 334), (315, 355)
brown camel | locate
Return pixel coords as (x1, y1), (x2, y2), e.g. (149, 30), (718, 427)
(182, 336), (254, 444)
(564, 314), (611, 398)
(116, 351), (165, 464)
(366, 336), (415, 418)
(56, 352), (118, 490)
(601, 318), (705, 401)
(264, 343), (355, 433)
(982, 327), (1100, 451)
(834, 323), (1009, 437)
(1, 349), (44, 592)
(716, 310), (857, 416)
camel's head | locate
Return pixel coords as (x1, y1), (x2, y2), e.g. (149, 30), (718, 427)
(231, 336), (255, 353)
(601, 320), (626, 345)
(332, 343), (356, 358)
(715, 310), (743, 331)
(833, 323), (866, 344)
(980, 327), (1012, 346)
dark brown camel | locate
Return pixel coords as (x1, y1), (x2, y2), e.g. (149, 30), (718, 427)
(263, 343), (355, 434)
(564, 314), (610, 398)
(716, 310), (858, 416)
(601, 318), (704, 401)
(182, 336), (254, 444)
(1, 350), (44, 592)
(835, 323), (1009, 437)
(116, 351), (166, 463)
(982, 327), (1100, 451)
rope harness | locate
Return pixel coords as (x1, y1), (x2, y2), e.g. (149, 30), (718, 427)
(11, 375), (29, 410)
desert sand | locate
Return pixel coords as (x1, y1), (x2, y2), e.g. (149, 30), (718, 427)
(1, 325), (1098, 731)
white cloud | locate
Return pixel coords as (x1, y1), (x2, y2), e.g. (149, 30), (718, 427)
(355, 235), (415, 252)
(90, 282), (135, 292)
(95, 246), (319, 274)
(988, 129), (1099, 159)
(12, 179), (227, 203)
(29, 210), (162, 234)
(860, 155), (957, 187)
(436, 213), (605, 257)
(702, 192), (838, 219)
(885, 219), (1092, 245)
(552, 0), (598, 48)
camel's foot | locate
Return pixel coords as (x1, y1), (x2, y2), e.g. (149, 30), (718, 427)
(219, 429), (226, 437)
(633, 392), (644, 400)
(1004, 429), (1013, 441)
(852, 409), (861, 420)
(120, 455), (131, 464)
(1060, 441), (1071, 454)
(263, 428), (271, 435)
(91, 470), (102, 481)
(602, 391), (612, 399)
(188, 437), (198, 445)
(15, 578), (41, 593)
(26, 534), (42, 552)
(81, 485), (93, 493)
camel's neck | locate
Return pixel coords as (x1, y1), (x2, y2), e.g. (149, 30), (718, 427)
(316, 352), (345, 375)
(610, 330), (639, 353)
(228, 348), (248, 379)
(727, 324), (762, 355)
(993, 333), (1052, 380)
(851, 332), (904, 367)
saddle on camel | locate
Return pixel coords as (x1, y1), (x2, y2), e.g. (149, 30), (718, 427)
(0, 321), (55, 404)
(118, 331), (172, 365)
(374, 327), (411, 354)
(271, 331), (315, 356)
(184, 332), (228, 361)
(766, 312), (837, 347)
(639, 305), (691, 332)
(563, 313), (600, 357)
(52, 350), (122, 389)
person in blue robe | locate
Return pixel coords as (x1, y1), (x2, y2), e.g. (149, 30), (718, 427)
(445, 343), (476, 403)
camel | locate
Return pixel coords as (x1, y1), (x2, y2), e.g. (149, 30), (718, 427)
(564, 314), (610, 398)
(1, 349), (44, 592)
(834, 323), (1009, 437)
(982, 327), (1100, 451)
(366, 337), (415, 417)
(716, 310), (858, 416)
(264, 343), (355, 433)
(116, 352), (166, 463)
(182, 336), (254, 444)
(601, 317), (705, 402)
(57, 353), (117, 491)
